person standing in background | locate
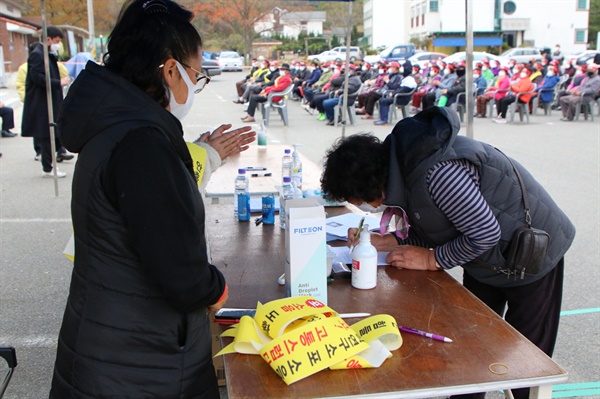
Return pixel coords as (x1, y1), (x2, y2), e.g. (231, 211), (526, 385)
(21, 26), (73, 177)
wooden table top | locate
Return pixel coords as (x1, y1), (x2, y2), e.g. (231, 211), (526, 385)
(205, 204), (567, 398)
(205, 144), (323, 198)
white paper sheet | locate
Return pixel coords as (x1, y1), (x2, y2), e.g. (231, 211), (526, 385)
(331, 246), (390, 266)
(325, 213), (381, 240)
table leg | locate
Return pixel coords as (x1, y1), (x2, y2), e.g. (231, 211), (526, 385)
(529, 384), (553, 398)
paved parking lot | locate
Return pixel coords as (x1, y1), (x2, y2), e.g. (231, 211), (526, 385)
(0, 70), (598, 398)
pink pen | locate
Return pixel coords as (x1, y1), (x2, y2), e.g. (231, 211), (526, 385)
(399, 326), (453, 343)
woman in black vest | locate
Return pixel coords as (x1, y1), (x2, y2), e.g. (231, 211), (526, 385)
(321, 107), (575, 399)
(49, 1), (240, 397)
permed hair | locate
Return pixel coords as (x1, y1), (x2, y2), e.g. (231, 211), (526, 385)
(320, 134), (389, 203)
(105, 0), (202, 108)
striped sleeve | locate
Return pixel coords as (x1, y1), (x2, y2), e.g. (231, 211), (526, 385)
(426, 159), (501, 269)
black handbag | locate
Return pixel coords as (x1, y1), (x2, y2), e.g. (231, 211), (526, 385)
(501, 150), (550, 279)
(471, 150), (550, 280)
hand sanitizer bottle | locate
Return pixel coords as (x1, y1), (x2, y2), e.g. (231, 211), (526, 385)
(351, 225), (377, 289)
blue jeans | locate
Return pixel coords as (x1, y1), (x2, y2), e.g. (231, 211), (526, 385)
(323, 98), (340, 121)
(378, 97), (394, 122)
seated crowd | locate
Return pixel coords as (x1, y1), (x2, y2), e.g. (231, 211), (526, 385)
(232, 54), (600, 126)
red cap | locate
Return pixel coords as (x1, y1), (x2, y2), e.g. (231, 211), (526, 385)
(522, 68), (532, 76)
(300, 61), (306, 66)
(550, 66), (560, 74)
(271, 60), (279, 67)
(322, 62), (331, 67)
(390, 61), (401, 68)
(348, 64), (356, 70)
(431, 64), (441, 71)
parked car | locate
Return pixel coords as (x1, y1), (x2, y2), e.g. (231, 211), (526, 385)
(442, 51), (502, 68)
(218, 51), (243, 71)
(565, 50), (600, 66)
(330, 46), (362, 62)
(379, 44), (417, 64)
(202, 56), (221, 77)
(408, 51), (448, 68)
(497, 47), (541, 66)
(307, 50), (345, 64)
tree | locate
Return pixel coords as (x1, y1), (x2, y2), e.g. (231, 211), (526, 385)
(589, 0), (600, 49)
(21, 0), (121, 36)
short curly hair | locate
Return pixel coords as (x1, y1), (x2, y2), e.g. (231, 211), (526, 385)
(320, 133), (389, 203)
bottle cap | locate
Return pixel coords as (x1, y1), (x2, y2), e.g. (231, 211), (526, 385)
(283, 176), (292, 183)
(284, 149), (291, 154)
(238, 168), (246, 174)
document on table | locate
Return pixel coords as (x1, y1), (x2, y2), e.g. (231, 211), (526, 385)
(325, 213), (381, 241)
(331, 246), (390, 266)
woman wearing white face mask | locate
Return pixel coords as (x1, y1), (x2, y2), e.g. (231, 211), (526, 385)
(493, 67), (535, 123)
(321, 121), (574, 399)
(51, 1), (256, 397)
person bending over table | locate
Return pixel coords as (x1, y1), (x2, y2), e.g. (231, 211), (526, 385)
(320, 107), (575, 399)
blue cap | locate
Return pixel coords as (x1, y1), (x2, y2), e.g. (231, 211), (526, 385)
(238, 168), (246, 174)
(284, 149), (291, 154)
(283, 176), (292, 182)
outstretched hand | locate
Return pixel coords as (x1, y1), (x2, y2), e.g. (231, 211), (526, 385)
(195, 124), (256, 161)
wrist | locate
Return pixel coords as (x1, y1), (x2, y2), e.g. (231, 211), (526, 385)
(428, 249), (442, 271)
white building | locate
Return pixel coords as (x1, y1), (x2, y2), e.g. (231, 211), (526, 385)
(364, 0), (590, 55)
(363, 0), (411, 50)
(255, 9), (326, 40)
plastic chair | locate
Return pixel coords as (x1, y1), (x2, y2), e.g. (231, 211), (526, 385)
(509, 89), (537, 123)
(453, 90), (476, 123)
(487, 89), (510, 118)
(387, 88), (416, 124)
(574, 95), (595, 121)
(532, 87), (556, 116)
(334, 92), (359, 126)
(259, 84), (294, 126)
(0, 347), (17, 398)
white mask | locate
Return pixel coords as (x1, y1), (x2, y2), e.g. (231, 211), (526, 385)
(547, 71), (555, 76)
(307, 67), (314, 72)
(50, 43), (61, 55)
(280, 70), (287, 76)
(379, 69), (385, 74)
(322, 68), (329, 73)
(362, 66), (368, 71)
(357, 202), (387, 214)
(520, 72), (528, 79)
(444, 68), (450, 75)
(429, 70), (436, 76)
(473, 74), (480, 79)
(270, 67), (276, 72)
(168, 61), (196, 121)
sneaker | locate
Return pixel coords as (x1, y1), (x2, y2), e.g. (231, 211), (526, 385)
(42, 169), (67, 178)
(316, 113), (326, 121)
(374, 120), (389, 126)
(304, 106), (314, 115)
(34, 153), (41, 161)
(493, 117), (506, 124)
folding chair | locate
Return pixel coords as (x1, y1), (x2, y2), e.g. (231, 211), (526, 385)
(0, 347), (17, 398)
(509, 88), (537, 124)
(334, 92), (359, 126)
(260, 84), (294, 126)
(532, 87), (556, 116)
(487, 89), (510, 118)
(574, 95), (595, 121)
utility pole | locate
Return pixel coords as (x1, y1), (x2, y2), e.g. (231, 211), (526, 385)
(87, 0), (95, 56)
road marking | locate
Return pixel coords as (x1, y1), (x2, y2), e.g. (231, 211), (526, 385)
(560, 308), (600, 316)
(0, 335), (57, 348)
(0, 218), (71, 223)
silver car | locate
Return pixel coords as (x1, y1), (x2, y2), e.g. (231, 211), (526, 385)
(498, 47), (542, 66)
(218, 51), (243, 72)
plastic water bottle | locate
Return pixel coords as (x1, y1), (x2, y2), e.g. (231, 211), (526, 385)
(279, 176), (294, 229)
(292, 181), (303, 199)
(234, 168), (250, 221)
(291, 144), (303, 190)
(351, 225), (378, 289)
(281, 149), (293, 182)
(257, 120), (267, 149)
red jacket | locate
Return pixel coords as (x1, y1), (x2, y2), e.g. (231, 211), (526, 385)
(265, 73), (293, 103)
(510, 78), (535, 103)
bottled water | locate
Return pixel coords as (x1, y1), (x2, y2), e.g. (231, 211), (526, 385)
(279, 176), (294, 229)
(281, 149), (293, 182)
(291, 144), (303, 189)
(234, 168), (250, 221)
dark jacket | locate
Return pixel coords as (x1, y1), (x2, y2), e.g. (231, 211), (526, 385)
(21, 43), (63, 138)
(382, 71), (403, 92)
(263, 69), (280, 87)
(50, 61), (225, 398)
(304, 68), (322, 86)
(382, 107), (575, 287)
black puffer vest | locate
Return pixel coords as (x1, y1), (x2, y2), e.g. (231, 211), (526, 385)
(383, 107), (575, 287)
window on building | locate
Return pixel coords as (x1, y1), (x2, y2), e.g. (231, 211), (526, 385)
(411, 18), (414, 28)
(422, 14), (425, 25)
(574, 29), (587, 43)
(430, 0), (439, 12)
(577, 0), (588, 10)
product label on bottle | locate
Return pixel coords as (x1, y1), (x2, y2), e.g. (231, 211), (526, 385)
(238, 194), (251, 221)
(352, 259), (360, 270)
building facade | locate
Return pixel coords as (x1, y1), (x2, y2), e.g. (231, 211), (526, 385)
(0, 0), (39, 78)
(255, 8), (326, 40)
(364, 0), (590, 55)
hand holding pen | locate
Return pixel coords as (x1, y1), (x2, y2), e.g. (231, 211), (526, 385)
(348, 217), (365, 253)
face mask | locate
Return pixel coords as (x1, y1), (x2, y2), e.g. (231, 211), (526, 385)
(307, 67), (314, 72)
(498, 71), (506, 78)
(168, 61), (196, 121)
(400, 67), (404, 73)
(576, 69), (583, 75)
(50, 43), (60, 55)
(357, 202), (386, 214)
(444, 68), (450, 75)
(520, 72), (528, 79)
(473, 74), (480, 79)
(322, 68), (329, 73)
(547, 71), (555, 76)
(262, 64), (268, 69)
(362, 66), (368, 71)
(429, 70), (436, 76)
(299, 66), (305, 70)
(270, 67), (276, 72)
(379, 69), (385, 74)
(587, 71), (595, 77)
(280, 71), (287, 76)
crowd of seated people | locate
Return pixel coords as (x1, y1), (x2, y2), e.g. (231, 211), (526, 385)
(231, 54), (600, 126)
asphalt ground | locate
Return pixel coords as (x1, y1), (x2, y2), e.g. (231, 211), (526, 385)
(0, 70), (598, 399)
